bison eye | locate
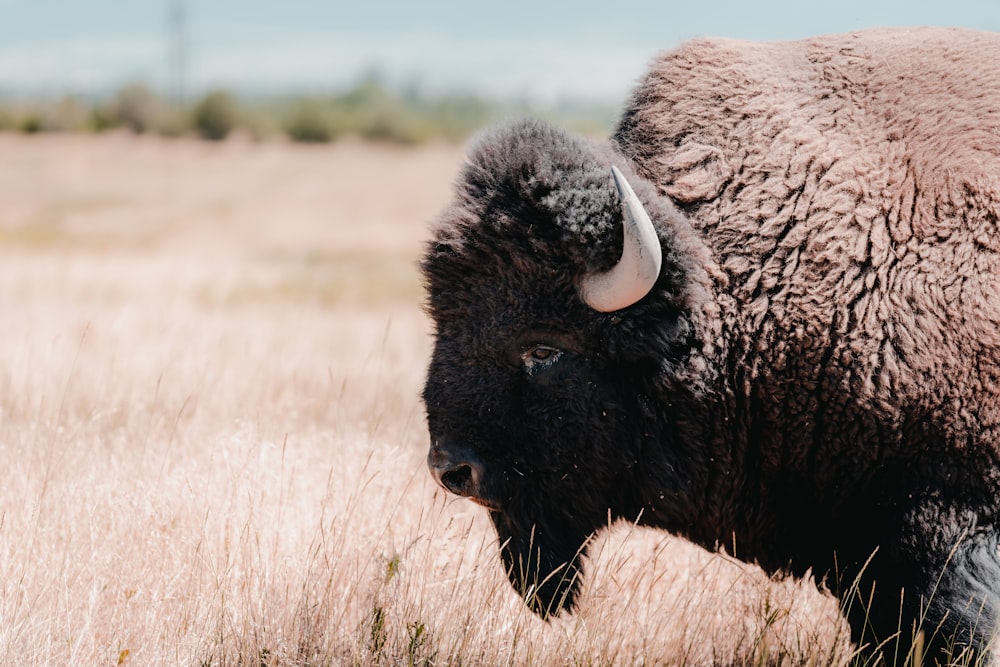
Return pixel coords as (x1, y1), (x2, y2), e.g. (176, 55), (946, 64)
(520, 345), (563, 373)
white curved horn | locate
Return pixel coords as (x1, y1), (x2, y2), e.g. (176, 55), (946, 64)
(578, 166), (663, 312)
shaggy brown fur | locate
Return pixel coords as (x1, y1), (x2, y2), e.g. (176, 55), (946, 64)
(424, 27), (1000, 662)
(617, 27), (1000, 653)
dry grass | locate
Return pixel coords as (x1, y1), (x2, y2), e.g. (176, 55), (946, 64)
(0, 132), (851, 665)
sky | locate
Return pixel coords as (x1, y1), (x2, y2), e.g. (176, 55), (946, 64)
(1, 1), (998, 103)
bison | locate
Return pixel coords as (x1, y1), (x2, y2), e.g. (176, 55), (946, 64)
(421, 27), (1000, 661)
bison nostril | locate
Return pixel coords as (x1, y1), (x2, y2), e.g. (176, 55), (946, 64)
(440, 465), (473, 495)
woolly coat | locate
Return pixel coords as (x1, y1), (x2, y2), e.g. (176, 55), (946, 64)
(615, 25), (1000, 650)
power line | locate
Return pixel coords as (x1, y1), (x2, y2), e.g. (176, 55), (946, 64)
(168, 0), (188, 106)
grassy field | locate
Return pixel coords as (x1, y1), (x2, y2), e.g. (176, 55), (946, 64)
(0, 132), (852, 665)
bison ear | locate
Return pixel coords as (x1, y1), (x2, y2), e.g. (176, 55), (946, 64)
(577, 166), (663, 313)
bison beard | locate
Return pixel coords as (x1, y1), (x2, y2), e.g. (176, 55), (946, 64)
(492, 510), (587, 618)
(422, 27), (1000, 663)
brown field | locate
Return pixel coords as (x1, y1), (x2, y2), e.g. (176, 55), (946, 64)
(0, 133), (852, 665)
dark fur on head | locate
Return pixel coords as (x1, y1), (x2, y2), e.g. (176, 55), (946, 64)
(423, 119), (717, 613)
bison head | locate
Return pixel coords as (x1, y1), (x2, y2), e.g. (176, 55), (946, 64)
(421, 119), (716, 617)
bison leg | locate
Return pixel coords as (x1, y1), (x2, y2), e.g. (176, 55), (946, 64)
(840, 506), (1000, 663)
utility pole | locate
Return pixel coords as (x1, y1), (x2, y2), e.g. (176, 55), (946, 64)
(168, 0), (188, 107)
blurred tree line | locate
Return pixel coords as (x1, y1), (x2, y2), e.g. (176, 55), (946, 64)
(0, 75), (616, 144)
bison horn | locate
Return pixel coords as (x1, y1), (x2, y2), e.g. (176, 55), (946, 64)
(578, 166), (663, 312)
